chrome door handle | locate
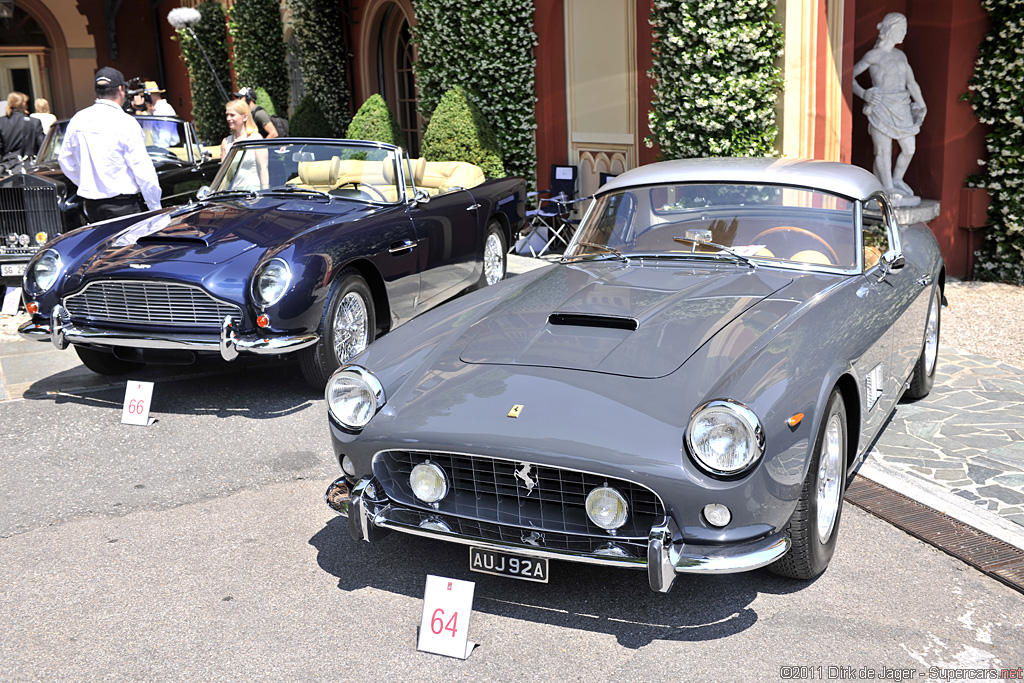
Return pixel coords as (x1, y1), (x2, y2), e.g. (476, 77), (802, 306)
(466, 204), (481, 211)
(389, 240), (416, 254)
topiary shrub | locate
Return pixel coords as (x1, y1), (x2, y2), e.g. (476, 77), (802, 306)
(346, 94), (407, 147)
(289, 93), (333, 138)
(254, 87), (277, 116)
(420, 86), (504, 177)
(228, 0), (290, 116)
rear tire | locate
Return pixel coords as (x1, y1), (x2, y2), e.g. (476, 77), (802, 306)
(299, 269), (376, 390)
(769, 390), (847, 580)
(476, 221), (507, 289)
(74, 346), (145, 376)
(905, 286), (941, 400)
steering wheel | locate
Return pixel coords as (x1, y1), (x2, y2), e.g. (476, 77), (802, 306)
(750, 226), (840, 264)
(336, 181), (387, 201)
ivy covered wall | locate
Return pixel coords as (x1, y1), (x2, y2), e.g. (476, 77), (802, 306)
(410, 0), (538, 183)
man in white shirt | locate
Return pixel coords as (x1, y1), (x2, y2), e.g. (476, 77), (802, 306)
(144, 81), (176, 117)
(58, 66), (161, 222)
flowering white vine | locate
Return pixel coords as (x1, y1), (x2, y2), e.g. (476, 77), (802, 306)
(965, 0), (1024, 283)
(646, 0), (783, 159)
(411, 0), (538, 183)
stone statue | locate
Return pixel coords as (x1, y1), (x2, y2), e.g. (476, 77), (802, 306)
(852, 12), (927, 207)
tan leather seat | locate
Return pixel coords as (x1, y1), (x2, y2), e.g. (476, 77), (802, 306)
(791, 249), (833, 265)
(296, 157), (341, 190)
(418, 160), (485, 195)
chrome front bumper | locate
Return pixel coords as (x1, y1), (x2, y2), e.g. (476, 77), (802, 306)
(326, 477), (791, 593)
(18, 305), (319, 362)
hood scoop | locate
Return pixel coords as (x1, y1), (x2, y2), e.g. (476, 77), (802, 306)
(548, 312), (638, 331)
(135, 233), (209, 246)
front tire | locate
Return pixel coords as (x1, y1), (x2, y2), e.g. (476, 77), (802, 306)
(904, 286), (941, 400)
(770, 390), (847, 580)
(476, 221), (507, 289)
(299, 269), (376, 389)
(74, 346), (145, 376)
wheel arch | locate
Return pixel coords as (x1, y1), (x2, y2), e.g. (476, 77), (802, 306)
(328, 258), (392, 337)
(834, 372), (862, 480)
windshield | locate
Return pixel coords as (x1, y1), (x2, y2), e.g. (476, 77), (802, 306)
(36, 118), (198, 165)
(567, 183), (859, 270)
(208, 141), (405, 203)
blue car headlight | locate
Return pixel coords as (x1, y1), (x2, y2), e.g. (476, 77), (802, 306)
(686, 399), (765, 476)
(26, 249), (62, 294)
(326, 366), (385, 431)
(252, 258), (291, 307)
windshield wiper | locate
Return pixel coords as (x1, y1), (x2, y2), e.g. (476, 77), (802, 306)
(260, 185), (333, 201)
(672, 236), (757, 270)
(206, 189), (259, 200)
(568, 241), (629, 262)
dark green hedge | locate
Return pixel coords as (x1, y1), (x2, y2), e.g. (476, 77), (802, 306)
(175, 1), (232, 143)
(346, 94), (406, 147)
(228, 0), (290, 115)
(289, 93), (333, 138)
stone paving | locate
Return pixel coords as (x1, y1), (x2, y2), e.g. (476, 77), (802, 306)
(870, 348), (1024, 529)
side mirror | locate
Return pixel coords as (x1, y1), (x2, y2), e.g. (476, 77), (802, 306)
(197, 186), (210, 200)
(412, 188), (430, 205)
(201, 149), (212, 162)
(883, 251), (906, 271)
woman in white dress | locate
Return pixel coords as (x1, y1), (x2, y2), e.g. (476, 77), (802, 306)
(220, 99), (268, 190)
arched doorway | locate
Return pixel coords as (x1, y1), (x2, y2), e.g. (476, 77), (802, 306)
(0, 0), (73, 118)
(359, 0), (422, 156)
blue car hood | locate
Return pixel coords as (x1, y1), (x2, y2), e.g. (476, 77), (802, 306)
(459, 262), (793, 378)
(82, 198), (369, 268)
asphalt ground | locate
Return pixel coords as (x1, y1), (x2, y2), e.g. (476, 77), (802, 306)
(1, 255), (1023, 679)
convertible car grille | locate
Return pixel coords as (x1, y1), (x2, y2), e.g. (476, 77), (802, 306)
(63, 281), (241, 328)
(0, 185), (62, 256)
(374, 450), (666, 542)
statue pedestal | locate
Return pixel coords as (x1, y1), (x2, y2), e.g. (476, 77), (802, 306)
(894, 199), (940, 226)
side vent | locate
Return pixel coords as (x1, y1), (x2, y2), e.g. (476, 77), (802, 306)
(548, 313), (638, 331)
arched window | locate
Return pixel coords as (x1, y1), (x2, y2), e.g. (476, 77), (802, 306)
(364, 1), (421, 156)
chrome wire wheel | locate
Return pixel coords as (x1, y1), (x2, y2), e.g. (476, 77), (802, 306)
(483, 230), (505, 286)
(924, 290), (940, 377)
(816, 412), (843, 545)
(332, 291), (369, 362)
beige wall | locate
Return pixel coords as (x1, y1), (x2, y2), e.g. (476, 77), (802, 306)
(39, 0), (96, 112)
(564, 0), (634, 197)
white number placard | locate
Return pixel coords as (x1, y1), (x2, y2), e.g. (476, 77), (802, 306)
(417, 575), (476, 659)
(121, 381), (155, 426)
(2, 286), (21, 315)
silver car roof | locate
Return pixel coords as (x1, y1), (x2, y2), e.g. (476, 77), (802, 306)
(599, 157), (884, 201)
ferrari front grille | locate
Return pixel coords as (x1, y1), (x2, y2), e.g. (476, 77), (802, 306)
(63, 280), (241, 328)
(374, 450), (666, 539)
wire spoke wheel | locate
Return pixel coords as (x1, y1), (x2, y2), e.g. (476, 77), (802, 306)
(332, 291), (369, 362)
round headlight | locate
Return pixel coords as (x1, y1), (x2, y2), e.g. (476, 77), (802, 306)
(687, 400), (764, 475)
(29, 249), (62, 293)
(252, 258), (291, 307)
(585, 486), (628, 530)
(410, 461), (448, 503)
(325, 366), (384, 430)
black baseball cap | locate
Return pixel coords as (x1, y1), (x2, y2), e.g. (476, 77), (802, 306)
(95, 67), (125, 89)
(232, 87), (256, 102)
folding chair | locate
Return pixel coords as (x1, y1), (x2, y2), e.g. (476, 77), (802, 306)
(519, 165), (579, 256)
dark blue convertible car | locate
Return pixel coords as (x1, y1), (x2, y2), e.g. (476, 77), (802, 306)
(18, 139), (526, 387)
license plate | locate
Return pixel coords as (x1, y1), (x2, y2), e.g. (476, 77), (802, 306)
(1, 263), (26, 277)
(469, 547), (549, 583)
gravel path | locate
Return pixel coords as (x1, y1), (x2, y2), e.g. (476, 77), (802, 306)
(3, 280), (1022, 368)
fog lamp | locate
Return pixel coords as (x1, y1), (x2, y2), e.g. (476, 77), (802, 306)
(410, 461), (448, 504)
(35, 232), (47, 245)
(419, 517), (452, 532)
(585, 486), (628, 530)
(703, 503), (732, 528)
(342, 455), (356, 476)
(26, 302), (39, 314)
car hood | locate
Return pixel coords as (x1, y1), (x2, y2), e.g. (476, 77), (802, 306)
(81, 197), (372, 268)
(459, 262), (794, 378)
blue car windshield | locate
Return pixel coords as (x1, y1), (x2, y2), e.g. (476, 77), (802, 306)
(567, 183), (859, 270)
(209, 141), (404, 203)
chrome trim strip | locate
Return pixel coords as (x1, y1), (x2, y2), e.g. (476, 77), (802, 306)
(17, 319), (318, 358)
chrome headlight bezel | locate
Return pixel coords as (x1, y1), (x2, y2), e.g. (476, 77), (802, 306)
(251, 257), (292, 307)
(25, 248), (63, 294)
(685, 399), (765, 477)
(410, 461), (449, 504)
(325, 365), (385, 431)
(585, 486), (629, 530)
